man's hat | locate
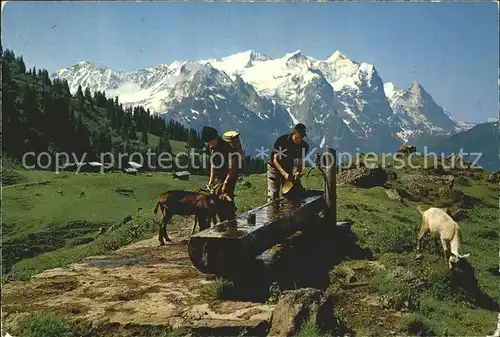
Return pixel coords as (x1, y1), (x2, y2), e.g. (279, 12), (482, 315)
(293, 123), (307, 137)
(202, 126), (219, 142)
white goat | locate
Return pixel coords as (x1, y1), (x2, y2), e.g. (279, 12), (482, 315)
(416, 206), (470, 268)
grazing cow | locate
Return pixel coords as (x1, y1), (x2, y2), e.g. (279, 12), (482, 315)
(416, 205), (470, 268)
(153, 189), (231, 245)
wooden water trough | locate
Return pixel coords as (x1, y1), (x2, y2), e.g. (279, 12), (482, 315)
(188, 146), (343, 276)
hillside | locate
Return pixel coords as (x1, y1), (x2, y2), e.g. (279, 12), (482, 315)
(1, 47), (268, 175)
(2, 158), (499, 337)
(428, 121), (499, 171)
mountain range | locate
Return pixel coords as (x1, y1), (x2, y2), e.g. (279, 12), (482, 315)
(52, 49), (477, 157)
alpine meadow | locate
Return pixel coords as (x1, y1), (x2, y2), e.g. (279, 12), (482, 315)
(2, 2), (499, 337)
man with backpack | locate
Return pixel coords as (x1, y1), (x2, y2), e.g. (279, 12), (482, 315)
(202, 126), (242, 222)
(267, 123), (310, 202)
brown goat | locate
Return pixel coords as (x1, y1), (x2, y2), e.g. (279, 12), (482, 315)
(153, 190), (231, 245)
(188, 184), (235, 236)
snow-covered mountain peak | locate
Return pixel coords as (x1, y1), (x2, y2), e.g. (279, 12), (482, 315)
(52, 48), (465, 154)
(241, 49), (272, 62)
(384, 82), (405, 101)
(406, 81), (436, 106)
(221, 49), (270, 64)
(323, 51), (359, 83)
(326, 50), (347, 63)
(410, 80), (424, 94)
(359, 62), (374, 74)
(75, 60), (93, 67)
(285, 50), (313, 65)
(149, 64), (170, 71)
(384, 82), (396, 97)
(60, 60), (101, 73)
(387, 80), (458, 134)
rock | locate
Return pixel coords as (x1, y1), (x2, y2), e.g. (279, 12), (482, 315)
(337, 166), (389, 188)
(122, 215), (133, 224)
(444, 155), (466, 169)
(454, 176), (471, 187)
(437, 188), (471, 207)
(464, 171), (482, 180)
(385, 189), (402, 201)
(269, 288), (334, 337)
(487, 171), (500, 184)
(340, 161), (365, 171)
(487, 313), (500, 337)
(407, 182), (429, 198)
(397, 144), (416, 155)
(387, 171), (397, 181)
(442, 175), (455, 189)
(362, 294), (383, 307)
(449, 208), (468, 221)
(438, 186), (450, 198)
(341, 267), (357, 283)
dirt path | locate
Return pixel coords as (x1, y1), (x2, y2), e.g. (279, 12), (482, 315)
(2, 236), (275, 336)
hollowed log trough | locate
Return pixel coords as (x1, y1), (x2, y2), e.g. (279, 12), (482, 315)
(188, 191), (326, 275)
(188, 146), (344, 276)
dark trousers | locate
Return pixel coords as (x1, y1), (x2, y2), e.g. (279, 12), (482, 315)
(267, 163), (283, 203)
(212, 176), (237, 221)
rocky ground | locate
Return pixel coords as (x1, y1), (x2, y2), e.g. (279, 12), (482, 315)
(3, 155), (499, 337)
(2, 236), (276, 336)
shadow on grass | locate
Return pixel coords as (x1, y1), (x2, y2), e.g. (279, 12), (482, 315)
(205, 217), (373, 323)
(451, 258), (500, 311)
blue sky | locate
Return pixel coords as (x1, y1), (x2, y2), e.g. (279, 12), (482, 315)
(2, 1), (498, 123)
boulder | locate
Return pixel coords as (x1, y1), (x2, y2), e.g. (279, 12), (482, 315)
(454, 176), (471, 187)
(487, 313), (500, 337)
(424, 163), (447, 175)
(240, 179), (252, 187)
(387, 171), (398, 181)
(464, 171), (482, 180)
(340, 160), (365, 171)
(269, 288), (334, 337)
(388, 266), (423, 289)
(397, 144), (416, 155)
(448, 208), (468, 221)
(444, 155), (466, 169)
(337, 166), (389, 188)
(385, 189), (402, 201)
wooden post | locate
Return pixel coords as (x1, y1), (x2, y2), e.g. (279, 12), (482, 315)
(324, 146), (337, 224)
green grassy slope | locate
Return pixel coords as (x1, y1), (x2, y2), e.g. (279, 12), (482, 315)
(328, 155), (498, 336)
(429, 121), (499, 171)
